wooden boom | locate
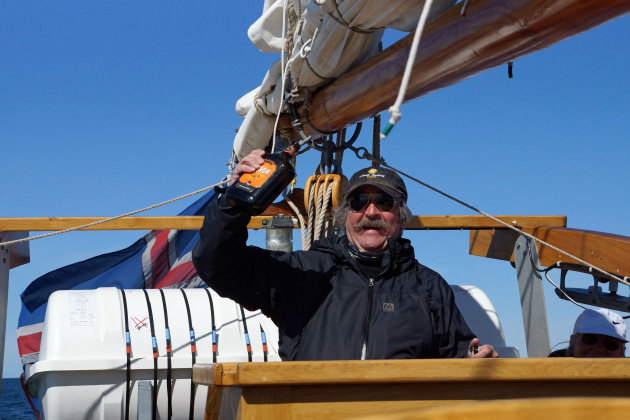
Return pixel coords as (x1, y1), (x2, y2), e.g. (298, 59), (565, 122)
(280, 0), (630, 136)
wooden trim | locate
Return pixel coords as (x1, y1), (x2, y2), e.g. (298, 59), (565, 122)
(194, 358), (630, 387)
(469, 227), (630, 277)
(405, 215), (566, 230)
(196, 359), (630, 419)
(279, 0), (630, 137)
(529, 227), (630, 275)
(352, 398), (630, 420)
(0, 215), (565, 232)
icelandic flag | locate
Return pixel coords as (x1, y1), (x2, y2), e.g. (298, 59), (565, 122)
(17, 191), (216, 368)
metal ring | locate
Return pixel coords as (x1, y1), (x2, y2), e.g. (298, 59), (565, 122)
(310, 122), (362, 153)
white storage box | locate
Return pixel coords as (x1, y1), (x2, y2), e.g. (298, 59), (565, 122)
(25, 287), (281, 420)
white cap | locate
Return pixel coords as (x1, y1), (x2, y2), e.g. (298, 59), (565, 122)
(573, 308), (628, 342)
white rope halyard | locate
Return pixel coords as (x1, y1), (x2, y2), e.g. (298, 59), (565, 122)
(282, 190), (308, 249)
(381, 0), (435, 139)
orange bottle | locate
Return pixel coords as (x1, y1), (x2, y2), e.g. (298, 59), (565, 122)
(226, 144), (298, 215)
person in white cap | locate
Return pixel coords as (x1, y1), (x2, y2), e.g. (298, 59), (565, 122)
(551, 308), (627, 357)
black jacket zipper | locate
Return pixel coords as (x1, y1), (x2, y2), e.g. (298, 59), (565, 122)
(361, 278), (375, 360)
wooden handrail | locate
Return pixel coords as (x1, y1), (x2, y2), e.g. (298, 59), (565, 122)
(193, 358), (630, 387)
(0, 215), (566, 232)
(193, 359), (630, 419)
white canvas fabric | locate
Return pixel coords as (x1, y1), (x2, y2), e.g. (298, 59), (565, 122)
(233, 0), (457, 159)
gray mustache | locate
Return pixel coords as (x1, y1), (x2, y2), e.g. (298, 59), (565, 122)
(354, 219), (390, 231)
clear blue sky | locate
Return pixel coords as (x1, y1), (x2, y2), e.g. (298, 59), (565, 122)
(1, 3), (629, 377)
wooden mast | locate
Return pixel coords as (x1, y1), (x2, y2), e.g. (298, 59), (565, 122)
(280, 0), (630, 137)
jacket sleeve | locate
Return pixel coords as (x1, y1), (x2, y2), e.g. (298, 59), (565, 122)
(192, 194), (270, 310)
(430, 275), (475, 358)
(191, 194), (330, 324)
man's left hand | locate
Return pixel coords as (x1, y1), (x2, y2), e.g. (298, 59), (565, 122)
(467, 337), (499, 358)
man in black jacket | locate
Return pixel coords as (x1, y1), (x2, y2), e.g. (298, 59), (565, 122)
(192, 149), (498, 360)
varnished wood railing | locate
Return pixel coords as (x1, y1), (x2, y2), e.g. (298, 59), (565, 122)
(193, 359), (630, 420)
(0, 215), (566, 231)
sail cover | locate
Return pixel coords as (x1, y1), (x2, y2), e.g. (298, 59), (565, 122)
(233, 0), (456, 159)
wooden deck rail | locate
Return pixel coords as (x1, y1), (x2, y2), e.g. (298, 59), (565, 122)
(0, 215), (566, 231)
(193, 359), (630, 420)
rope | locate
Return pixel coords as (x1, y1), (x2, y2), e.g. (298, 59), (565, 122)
(271, 0), (321, 152)
(180, 289), (196, 420)
(325, 1), (383, 34)
(121, 290), (132, 420)
(260, 325), (269, 362)
(313, 184), (327, 242)
(314, 183), (334, 242)
(203, 288), (218, 363)
(239, 305), (253, 362)
(322, 183), (336, 238)
(159, 289), (173, 420)
(141, 289), (159, 420)
(282, 190), (307, 250)
(382, 0), (435, 139)
(20, 374), (42, 420)
(305, 183), (318, 249)
(376, 160), (630, 288)
(543, 268), (589, 311)
(0, 182), (223, 248)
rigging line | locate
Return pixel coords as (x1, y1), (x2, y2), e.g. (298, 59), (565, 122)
(376, 161), (630, 288)
(121, 290), (132, 420)
(0, 181), (224, 248)
(141, 289), (159, 420)
(180, 289), (197, 420)
(543, 269), (589, 312)
(314, 183), (335, 242)
(272, 0), (290, 153)
(382, 0), (435, 139)
(158, 289), (173, 420)
(239, 305), (253, 362)
(272, 8), (320, 152)
(282, 190), (307, 249)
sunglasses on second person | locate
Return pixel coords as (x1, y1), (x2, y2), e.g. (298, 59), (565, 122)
(580, 333), (623, 351)
(348, 192), (396, 212)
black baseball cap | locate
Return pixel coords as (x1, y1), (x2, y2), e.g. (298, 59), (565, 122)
(347, 167), (408, 202)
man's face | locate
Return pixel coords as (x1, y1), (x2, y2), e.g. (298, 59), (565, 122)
(344, 185), (404, 253)
(569, 333), (625, 357)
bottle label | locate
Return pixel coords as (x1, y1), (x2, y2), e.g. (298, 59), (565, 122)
(238, 159), (277, 188)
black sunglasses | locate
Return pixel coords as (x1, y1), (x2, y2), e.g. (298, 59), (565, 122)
(348, 193), (395, 212)
(581, 333), (622, 351)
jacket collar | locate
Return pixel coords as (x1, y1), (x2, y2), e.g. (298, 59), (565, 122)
(311, 235), (416, 274)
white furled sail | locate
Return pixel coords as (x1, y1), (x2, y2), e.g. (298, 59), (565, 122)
(233, 0), (456, 159)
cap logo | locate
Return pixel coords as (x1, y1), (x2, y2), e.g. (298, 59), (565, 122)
(361, 168), (384, 179)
